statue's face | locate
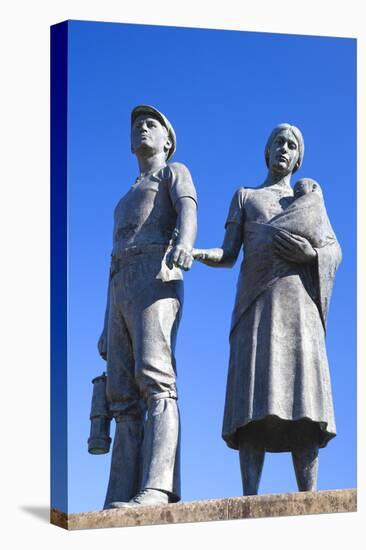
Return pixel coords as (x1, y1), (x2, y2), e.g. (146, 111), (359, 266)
(294, 178), (322, 198)
(268, 129), (300, 175)
(131, 115), (171, 158)
(294, 179), (311, 197)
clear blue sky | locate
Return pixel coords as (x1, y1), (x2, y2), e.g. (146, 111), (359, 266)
(64, 20), (356, 513)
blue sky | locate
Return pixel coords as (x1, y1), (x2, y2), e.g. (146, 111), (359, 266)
(63, 20), (356, 513)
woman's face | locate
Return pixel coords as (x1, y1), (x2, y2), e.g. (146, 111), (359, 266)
(268, 129), (300, 175)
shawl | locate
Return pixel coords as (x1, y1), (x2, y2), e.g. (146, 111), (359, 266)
(231, 192), (342, 333)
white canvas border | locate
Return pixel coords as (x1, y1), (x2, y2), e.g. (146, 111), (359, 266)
(1, 1), (363, 548)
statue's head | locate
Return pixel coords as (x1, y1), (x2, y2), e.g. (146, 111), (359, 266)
(294, 177), (323, 198)
(131, 105), (176, 161)
(265, 123), (304, 175)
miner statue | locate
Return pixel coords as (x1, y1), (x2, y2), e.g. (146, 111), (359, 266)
(88, 105), (197, 508)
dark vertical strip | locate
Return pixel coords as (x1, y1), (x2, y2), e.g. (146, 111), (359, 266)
(51, 21), (68, 514)
(354, 38), (357, 489)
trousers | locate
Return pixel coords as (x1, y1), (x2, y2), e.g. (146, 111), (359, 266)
(104, 253), (183, 503)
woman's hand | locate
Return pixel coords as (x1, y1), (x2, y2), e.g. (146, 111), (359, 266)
(192, 248), (225, 264)
(192, 248), (208, 261)
(273, 231), (317, 264)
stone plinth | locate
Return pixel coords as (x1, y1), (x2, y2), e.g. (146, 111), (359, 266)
(51, 488), (356, 531)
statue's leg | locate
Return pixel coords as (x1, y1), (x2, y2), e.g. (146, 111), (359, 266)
(291, 445), (319, 492)
(238, 436), (265, 496)
(119, 279), (183, 506)
(103, 414), (144, 508)
(103, 280), (145, 509)
(139, 393), (180, 502)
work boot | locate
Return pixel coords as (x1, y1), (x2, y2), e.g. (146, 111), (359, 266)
(103, 416), (144, 509)
(105, 395), (181, 509)
(108, 488), (169, 508)
(140, 396), (180, 501)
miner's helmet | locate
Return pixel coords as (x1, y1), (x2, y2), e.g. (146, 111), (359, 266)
(131, 105), (176, 161)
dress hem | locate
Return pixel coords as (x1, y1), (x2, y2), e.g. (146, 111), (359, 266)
(222, 414), (336, 452)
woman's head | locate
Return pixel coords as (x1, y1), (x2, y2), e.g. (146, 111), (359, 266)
(265, 124), (304, 175)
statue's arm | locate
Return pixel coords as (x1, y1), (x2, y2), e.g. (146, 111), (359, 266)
(192, 222), (242, 268)
(273, 230), (317, 264)
(97, 260), (112, 361)
(164, 162), (198, 271)
(166, 197), (197, 271)
(175, 196), (198, 251)
(313, 237), (342, 330)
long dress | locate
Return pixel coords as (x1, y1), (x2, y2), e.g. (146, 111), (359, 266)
(221, 184), (342, 452)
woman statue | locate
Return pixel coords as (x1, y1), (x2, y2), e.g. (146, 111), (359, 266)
(193, 124), (342, 495)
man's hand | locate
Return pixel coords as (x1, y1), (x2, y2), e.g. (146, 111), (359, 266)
(274, 231), (317, 264)
(166, 244), (193, 271)
(98, 331), (107, 361)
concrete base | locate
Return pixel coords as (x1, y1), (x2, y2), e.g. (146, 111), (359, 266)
(51, 488), (356, 530)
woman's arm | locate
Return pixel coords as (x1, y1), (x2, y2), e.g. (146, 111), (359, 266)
(273, 230), (317, 264)
(192, 222), (242, 268)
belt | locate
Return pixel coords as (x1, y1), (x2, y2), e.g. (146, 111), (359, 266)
(111, 244), (170, 277)
(112, 244), (169, 260)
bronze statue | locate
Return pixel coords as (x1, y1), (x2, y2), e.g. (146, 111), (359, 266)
(93, 105), (197, 507)
(193, 124), (341, 495)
